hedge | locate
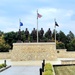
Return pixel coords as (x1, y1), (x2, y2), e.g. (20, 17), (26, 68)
(0, 63), (7, 69)
(44, 63), (53, 75)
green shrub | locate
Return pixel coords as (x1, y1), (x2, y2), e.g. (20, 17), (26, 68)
(44, 63), (53, 75)
(44, 71), (53, 75)
(0, 64), (3, 68)
(56, 41), (65, 49)
(2, 63), (6, 67)
(44, 63), (53, 71)
(0, 63), (7, 69)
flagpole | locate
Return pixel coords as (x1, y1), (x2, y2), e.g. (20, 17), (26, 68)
(54, 19), (56, 50)
(19, 19), (21, 30)
(37, 9), (38, 43)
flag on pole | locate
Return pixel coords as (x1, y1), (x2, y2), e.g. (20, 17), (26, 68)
(54, 19), (59, 50)
(37, 13), (42, 18)
(55, 21), (59, 27)
(20, 22), (23, 26)
(37, 10), (42, 43)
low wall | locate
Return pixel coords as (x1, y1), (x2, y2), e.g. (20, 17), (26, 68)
(0, 44), (75, 62)
(57, 49), (75, 58)
(61, 60), (75, 64)
(0, 51), (11, 59)
(11, 42), (57, 61)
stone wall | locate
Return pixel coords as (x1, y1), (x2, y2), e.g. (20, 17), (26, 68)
(11, 42), (57, 61)
(0, 50), (11, 59)
(0, 44), (75, 61)
(57, 49), (75, 58)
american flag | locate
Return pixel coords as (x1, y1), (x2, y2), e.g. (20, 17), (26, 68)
(37, 13), (42, 18)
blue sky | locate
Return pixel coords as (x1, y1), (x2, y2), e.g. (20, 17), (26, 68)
(0, 0), (75, 35)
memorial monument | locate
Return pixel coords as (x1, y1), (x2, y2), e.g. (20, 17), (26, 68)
(47, 28), (52, 39)
(17, 29), (22, 42)
(25, 28), (29, 42)
(39, 28), (44, 41)
(31, 28), (37, 42)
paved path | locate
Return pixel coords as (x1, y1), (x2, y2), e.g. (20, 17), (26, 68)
(0, 66), (41, 75)
(0, 59), (61, 66)
(0, 59), (11, 65)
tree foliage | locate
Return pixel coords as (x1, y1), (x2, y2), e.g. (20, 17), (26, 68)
(67, 38), (75, 51)
(59, 31), (67, 43)
(4, 31), (17, 49)
(0, 35), (10, 52)
(67, 31), (74, 43)
(56, 41), (65, 49)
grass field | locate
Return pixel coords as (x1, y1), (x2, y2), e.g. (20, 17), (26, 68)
(54, 65), (75, 75)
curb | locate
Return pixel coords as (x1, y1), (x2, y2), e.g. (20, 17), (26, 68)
(0, 65), (11, 72)
(52, 65), (56, 75)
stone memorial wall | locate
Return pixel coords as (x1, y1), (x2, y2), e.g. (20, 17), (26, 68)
(11, 42), (57, 61)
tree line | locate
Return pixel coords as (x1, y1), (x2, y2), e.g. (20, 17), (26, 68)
(0, 29), (75, 52)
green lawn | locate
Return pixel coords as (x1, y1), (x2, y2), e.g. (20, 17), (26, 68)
(54, 65), (75, 75)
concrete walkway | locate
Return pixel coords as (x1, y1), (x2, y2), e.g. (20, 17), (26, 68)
(0, 59), (62, 66)
(0, 59), (61, 75)
(0, 66), (41, 75)
(0, 59), (11, 65)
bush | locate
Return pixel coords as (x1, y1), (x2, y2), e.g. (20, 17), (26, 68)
(44, 71), (53, 75)
(43, 37), (48, 42)
(0, 63), (7, 69)
(44, 63), (53, 75)
(2, 63), (7, 67)
(44, 63), (53, 71)
(0, 64), (3, 68)
(56, 41), (65, 49)
(0, 43), (10, 52)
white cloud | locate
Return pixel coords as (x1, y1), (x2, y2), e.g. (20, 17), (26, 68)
(65, 10), (74, 17)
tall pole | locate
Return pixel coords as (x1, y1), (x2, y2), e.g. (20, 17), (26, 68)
(37, 10), (38, 43)
(19, 19), (21, 30)
(54, 19), (56, 50)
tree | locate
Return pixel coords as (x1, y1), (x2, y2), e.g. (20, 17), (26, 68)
(52, 29), (60, 41)
(71, 38), (75, 50)
(67, 38), (75, 51)
(56, 41), (65, 49)
(0, 31), (4, 36)
(52, 29), (57, 40)
(0, 35), (10, 52)
(67, 43), (74, 51)
(58, 31), (67, 44)
(67, 31), (75, 43)
(4, 31), (17, 49)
